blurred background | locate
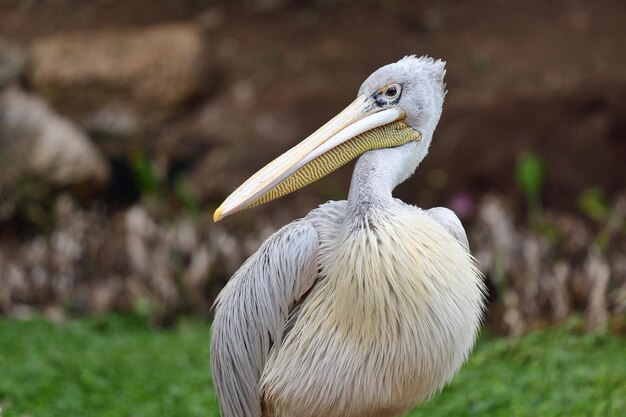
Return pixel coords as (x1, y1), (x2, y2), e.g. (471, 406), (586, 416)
(1, 0), (625, 416)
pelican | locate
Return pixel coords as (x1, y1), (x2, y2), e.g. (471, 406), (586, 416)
(211, 56), (485, 417)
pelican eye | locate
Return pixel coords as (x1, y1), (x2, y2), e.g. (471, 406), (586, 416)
(373, 83), (402, 107)
(385, 86), (398, 97)
(377, 83), (401, 105)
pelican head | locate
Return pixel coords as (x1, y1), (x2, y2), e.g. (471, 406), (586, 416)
(214, 55), (446, 221)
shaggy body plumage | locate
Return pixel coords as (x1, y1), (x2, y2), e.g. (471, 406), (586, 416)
(262, 201), (483, 417)
(211, 56), (487, 417)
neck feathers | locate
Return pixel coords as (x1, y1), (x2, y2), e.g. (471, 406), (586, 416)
(347, 140), (427, 216)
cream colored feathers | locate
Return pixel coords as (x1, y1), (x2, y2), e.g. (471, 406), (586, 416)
(260, 202), (484, 417)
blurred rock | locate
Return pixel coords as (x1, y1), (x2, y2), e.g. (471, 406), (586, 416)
(29, 23), (209, 153)
(155, 89), (300, 202)
(84, 104), (142, 141)
(0, 37), (25, 88)
(0, 88), (109, 218)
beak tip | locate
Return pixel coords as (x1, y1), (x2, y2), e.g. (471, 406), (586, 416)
(213, 206), (225, 222)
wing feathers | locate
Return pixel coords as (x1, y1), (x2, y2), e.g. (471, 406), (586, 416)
(211, 220), (319, 417)
(425, 207), (469, 250)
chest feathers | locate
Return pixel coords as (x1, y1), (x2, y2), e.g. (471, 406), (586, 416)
(261, 208), (484, 417)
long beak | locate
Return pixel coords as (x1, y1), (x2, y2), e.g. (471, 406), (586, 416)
(213, 95), (420, 222)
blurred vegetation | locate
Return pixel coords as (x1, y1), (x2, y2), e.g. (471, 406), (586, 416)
(578, 187), (626, 251)
(579, 188), (610, 223)
(130, 151), (200, 219)
(0, 317), (624, 417)
(13, 175), (58, 233)
(516, 151), (544, 224)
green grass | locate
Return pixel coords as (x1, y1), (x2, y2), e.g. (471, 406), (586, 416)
(0, 316), (624, 417)
(0, 316), (217, 417)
